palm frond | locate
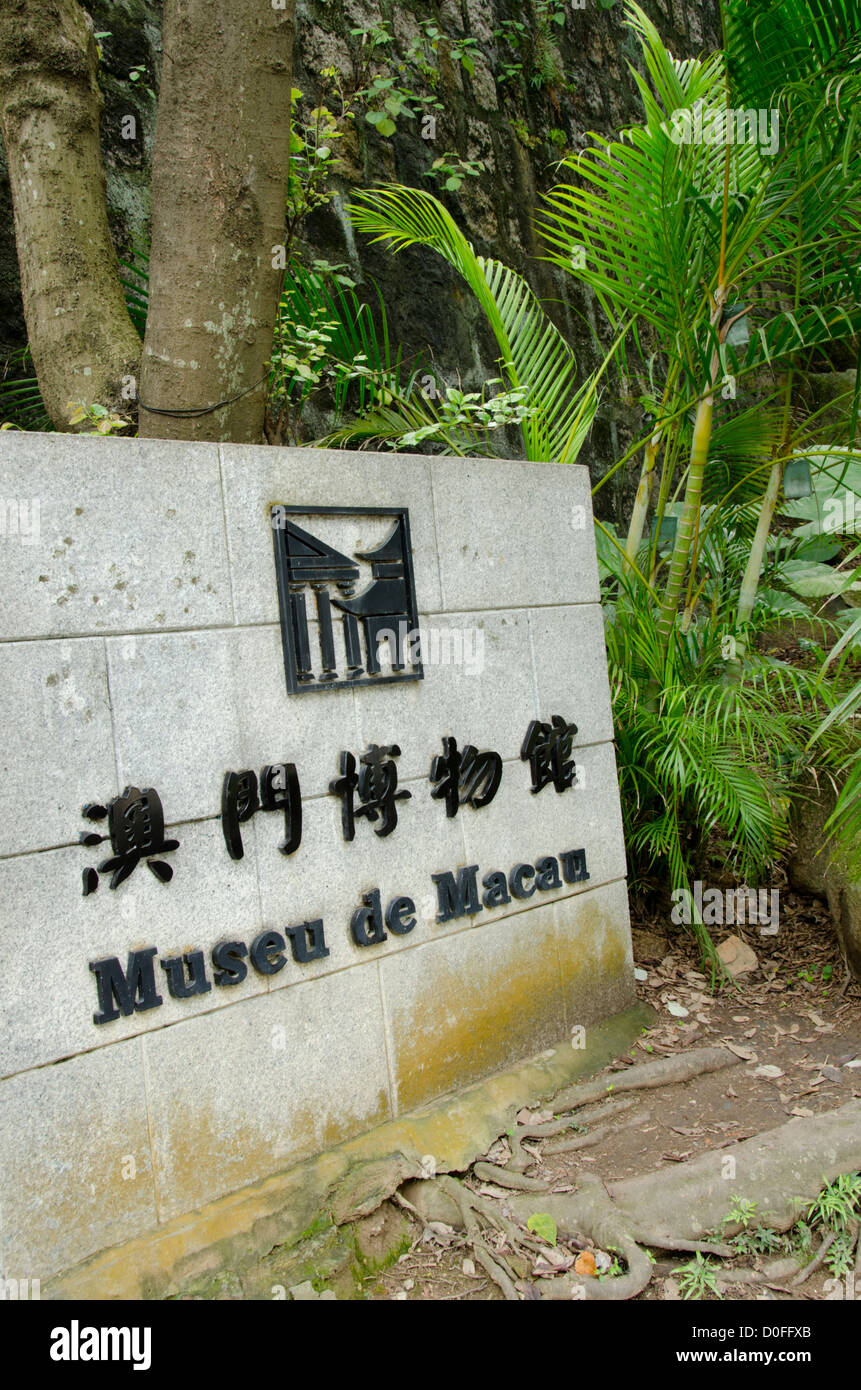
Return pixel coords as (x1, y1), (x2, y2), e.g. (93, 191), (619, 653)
(349, 184), (598, 462)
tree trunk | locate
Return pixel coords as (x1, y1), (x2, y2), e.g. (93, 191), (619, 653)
(0, 0), (141, 430)
(138, 0), (295, 443)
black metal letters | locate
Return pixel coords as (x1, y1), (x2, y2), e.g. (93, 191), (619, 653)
(521, 715), (578, 794)
(430, 737), (503, 817)
(80, 787), (179, 895)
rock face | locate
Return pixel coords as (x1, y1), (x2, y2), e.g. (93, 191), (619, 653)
(0, 0), (720, 499)
(789, 789), (861, 982)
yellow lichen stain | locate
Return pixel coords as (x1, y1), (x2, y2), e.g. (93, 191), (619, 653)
(155, 1090), (391, 1223)
(391, 926), (565, 1113)
(554, 896), (636, 1026)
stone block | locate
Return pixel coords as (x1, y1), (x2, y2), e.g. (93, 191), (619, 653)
(253, 775), (468, 986)
(143, 970), (392, 1221)
(380, 899), (565, 1112)
(455, 740), (628, 926)
(528, 604), (614, 746)
(353, 607), (536, 782)
(0, 433), (230, 639)
(106, 624), (361, 821)
(0, 638), (116, 855)
(0, 819), (265, 1076)
(0, 1039), (156, 1281)
(219, 445), (442, 623)
(553, 879), (636, 1032)
(430, 456), (599, 611)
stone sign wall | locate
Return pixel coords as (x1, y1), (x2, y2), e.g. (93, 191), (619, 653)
(0, 433), (634, 1284)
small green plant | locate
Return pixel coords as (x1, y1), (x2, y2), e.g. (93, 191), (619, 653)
(720, 1194), (784, 1256)
(723, 1196), (758, 1231)
(66, 402), (131, 435)
(510, 118), (539, 149)
(673, 1252), (722, 1300)
(531, 0), (566, 90)
(391, 381), (529, 452)
(823, 1231), (857, 1277)
(597, 1252), (625, 1280)
(790, 1218), (815, 1260)
(449, 35), (480, 76)
(350, 20), (396, 90)
(426, 152), (485, 193)
(407, 22), (441, 86)
(495, 18), (528, 83)
(807, 1172), (861, 1236)
(285, 75), (355, 258)
(128, 64), (156, 101)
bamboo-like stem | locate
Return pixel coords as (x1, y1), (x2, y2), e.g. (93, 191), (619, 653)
(656, 338), (721, 648)
(624, 431), (661, 571)
(734, 455), (783, 656)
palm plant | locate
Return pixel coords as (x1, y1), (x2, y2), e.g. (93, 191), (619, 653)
(348, 184), (608, 463)
(538, 1), (861, 653)
(535, 0), (861, 961)
(268, 259), (534, 455)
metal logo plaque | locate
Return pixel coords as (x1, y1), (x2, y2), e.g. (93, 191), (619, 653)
(271, 505), (424, 693)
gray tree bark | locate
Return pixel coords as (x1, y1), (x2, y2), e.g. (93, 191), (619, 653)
(138, 0), (295, 442)
(0, 0), (142, 430)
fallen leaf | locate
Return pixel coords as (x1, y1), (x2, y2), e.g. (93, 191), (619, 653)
(753, 1064), (785, 1080)
(532, 1246), (575, 1276)
(789, 1106), (814, 1118)
(527, 1212), (557, 1247)
(724, 1042), (757, 1061)
(820, 1065), (842, 1083)
(667, 1000), (689, 1018)
(574, 1250), (596, 1276)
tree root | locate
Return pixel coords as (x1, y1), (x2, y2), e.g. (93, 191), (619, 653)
(790, 1231), (836, 1286)
(548, 1046), (741, 1116)
(473, 1162), (550, 1191)
(543, 1109), (651, 1156)
(400, 1101), (861, 1301)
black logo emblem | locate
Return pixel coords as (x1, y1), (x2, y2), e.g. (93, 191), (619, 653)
(271, 506), (424, 693)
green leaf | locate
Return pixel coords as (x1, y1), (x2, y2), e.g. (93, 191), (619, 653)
(527, 1213), (557, 1247)
(377, 117), (396, 137)
(444, 176), (461, 191)
(780, 559), (859, 598)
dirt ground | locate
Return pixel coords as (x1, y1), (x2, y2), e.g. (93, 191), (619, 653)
(372, 882), (861, 1301)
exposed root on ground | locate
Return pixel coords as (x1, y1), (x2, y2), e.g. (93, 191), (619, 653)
(388, 1049), (861, 1301)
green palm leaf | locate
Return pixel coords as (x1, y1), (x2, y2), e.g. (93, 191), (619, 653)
(349, 184), (598, 462)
